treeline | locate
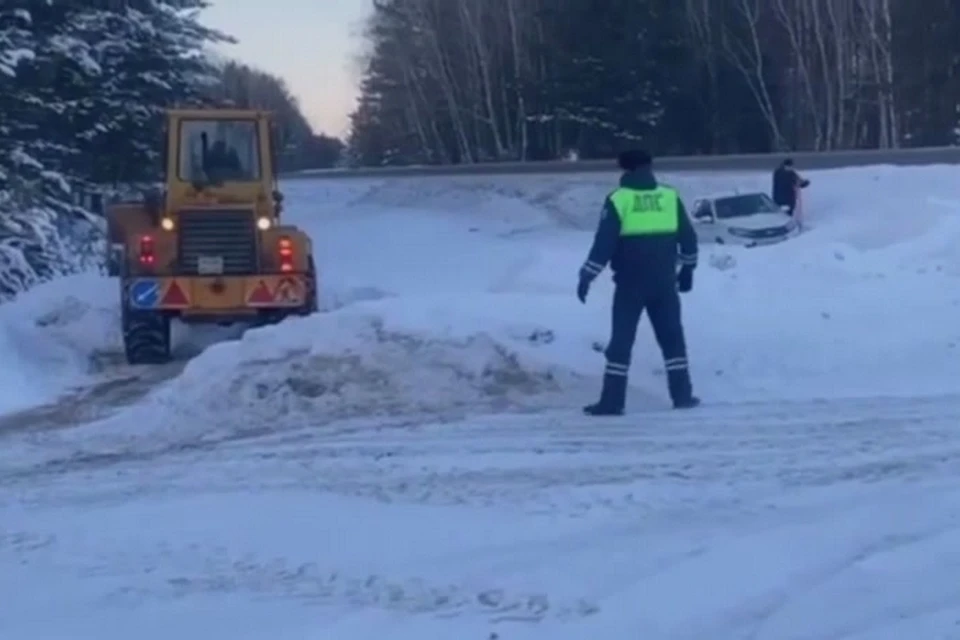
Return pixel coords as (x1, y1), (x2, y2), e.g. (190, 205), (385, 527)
(347, 0), (960, 165)
(0, 0), (341, 299)
(211, 61), (343, 173)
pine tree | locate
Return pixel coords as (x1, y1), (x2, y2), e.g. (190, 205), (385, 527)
(72, 0), (231, 185)
(540, 0), (686, 157)
(347, 0), (433, 166)
(0, 1), (98, 298)
(0, 0), (233, 300)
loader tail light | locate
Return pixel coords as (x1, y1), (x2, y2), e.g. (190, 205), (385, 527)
(138, 234), (155, 266)
(278, 236), (293, 272)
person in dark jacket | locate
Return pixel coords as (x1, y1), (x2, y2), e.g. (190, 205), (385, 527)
(772, 158), (810, 215)
(205, 139), (245, 180)
(577, 149), (700, 416)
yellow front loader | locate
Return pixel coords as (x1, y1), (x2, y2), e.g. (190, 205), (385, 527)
(106, 108), (318, 365)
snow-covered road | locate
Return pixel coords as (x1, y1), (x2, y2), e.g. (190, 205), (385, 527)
(3, 166), (960, 638)
(6, 395), (960, 639)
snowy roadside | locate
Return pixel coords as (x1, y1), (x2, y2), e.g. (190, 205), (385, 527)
(4, 165), (960, 638)
(5, 165), (960, 471)
(4, 394), (960, 639)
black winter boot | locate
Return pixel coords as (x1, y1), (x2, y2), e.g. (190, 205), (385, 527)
(667, 368), (700, 409)
(673, 396), (701, 409)
(583, 374), (627, 416)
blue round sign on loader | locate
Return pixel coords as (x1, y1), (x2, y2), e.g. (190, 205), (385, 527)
(129, 279), (160, 308)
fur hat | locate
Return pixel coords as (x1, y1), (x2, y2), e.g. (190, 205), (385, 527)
(617, 149), (652, 171)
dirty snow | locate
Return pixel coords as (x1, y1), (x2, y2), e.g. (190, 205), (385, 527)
(2, 165), (960, 638)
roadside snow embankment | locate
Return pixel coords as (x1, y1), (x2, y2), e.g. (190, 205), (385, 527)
(0, 273), (118, 413)
(5, 164), (960, 442)
(291, 165), (960, 400)
(38, 294), (598, 457)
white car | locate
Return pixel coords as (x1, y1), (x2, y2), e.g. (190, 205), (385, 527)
(690, 192), (800, 246)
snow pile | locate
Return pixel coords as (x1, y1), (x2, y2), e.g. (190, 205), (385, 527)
(0, 319), (49, 413)
(685, 236), (960, 399)
(43, 295), (585, 457)
(0, 273), (120, 411)
(178, 307), (571, 418)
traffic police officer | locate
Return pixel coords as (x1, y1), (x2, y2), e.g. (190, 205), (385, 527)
(577, 149), (700, 415)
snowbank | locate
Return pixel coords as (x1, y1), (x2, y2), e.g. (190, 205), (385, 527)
(38, 294), (594, 456)
(0, 320), (49, 413)
(0, 273), (118, 412)
(293, 165), (960, 398)
(286, 164), (960, 239)
(284, 170), (766, 233)
(0, 272), (244, 416)
(5, 163), (960, 441)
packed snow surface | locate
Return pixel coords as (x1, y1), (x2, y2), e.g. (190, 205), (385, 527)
(2, 165), (960, 638)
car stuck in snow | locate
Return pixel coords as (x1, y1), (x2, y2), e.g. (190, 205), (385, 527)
(690, 191), (800, 247)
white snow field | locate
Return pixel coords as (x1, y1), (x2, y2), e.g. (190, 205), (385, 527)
(3, 164), (960, 639)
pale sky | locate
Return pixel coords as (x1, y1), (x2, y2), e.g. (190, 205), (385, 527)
(202, 0), (372, 138)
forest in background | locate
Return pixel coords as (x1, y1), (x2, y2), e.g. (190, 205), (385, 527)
(347, 0), (960, 165)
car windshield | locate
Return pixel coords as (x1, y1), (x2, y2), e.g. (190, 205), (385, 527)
(178, 119), (261, 182)
(714, 193), (780, 219)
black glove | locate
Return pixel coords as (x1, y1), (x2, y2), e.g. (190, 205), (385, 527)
(677, 266), (693, 293)
(577, 278), (590, 303)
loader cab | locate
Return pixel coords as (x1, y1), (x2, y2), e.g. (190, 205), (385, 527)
(163, 108), (281, 224)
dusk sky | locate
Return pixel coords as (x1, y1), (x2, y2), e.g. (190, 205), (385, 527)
(202, 0), (372, 138)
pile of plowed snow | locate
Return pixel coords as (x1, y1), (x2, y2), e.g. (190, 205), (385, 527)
(18, 295), (593, 460)
(0, 274), (120, 413)
(165, 303), (578, 422)
(0, 272), (249, 386)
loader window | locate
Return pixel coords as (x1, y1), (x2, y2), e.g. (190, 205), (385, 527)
(178, 119), (261, 183)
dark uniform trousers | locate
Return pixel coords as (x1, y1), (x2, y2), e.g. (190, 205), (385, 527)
(604, 284), (692, 402)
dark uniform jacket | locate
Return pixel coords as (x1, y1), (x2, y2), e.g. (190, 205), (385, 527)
(579, 169), (698, 294)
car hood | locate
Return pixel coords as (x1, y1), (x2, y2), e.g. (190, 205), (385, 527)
(722, 212), (792, 230)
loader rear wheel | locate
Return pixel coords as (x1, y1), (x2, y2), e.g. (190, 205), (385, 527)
(122, 308), (171, 365)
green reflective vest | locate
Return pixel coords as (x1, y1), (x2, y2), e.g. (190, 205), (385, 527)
(609, 186), (679, 236)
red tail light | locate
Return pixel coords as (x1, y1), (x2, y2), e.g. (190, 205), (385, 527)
(138, 234), (155, 266)
(278, 236), (293, 272)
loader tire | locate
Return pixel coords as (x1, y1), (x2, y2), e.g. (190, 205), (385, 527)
(122, 308), (171, 365)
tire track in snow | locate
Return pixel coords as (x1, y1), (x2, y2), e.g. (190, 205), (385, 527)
(0, 360), (186, 437)
(93, 546), (599, 623)
(7, 393), (960, 520)
(5, 394), (960, 636)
